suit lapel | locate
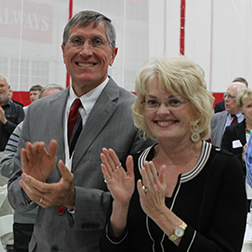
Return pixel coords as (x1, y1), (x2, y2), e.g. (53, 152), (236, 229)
(49, 88), (69, 163)
(72, 78), (119, 171)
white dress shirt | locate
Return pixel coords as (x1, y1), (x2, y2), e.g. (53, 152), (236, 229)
(64, 78), (109, 171)
(223, 111), (244, 135)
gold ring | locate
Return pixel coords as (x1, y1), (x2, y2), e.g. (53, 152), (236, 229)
(39, 197), (43, 203)
(116, 163), (122, 169)
(104, 178), (111, 184)
(142, 185), (151, 193)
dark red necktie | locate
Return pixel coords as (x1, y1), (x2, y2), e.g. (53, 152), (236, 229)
(67, 98), (81, 144)
(231, 114), (238, 125)
(58, 98), (81, 216)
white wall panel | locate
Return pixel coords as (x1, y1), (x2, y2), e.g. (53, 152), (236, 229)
(0, 0), (251, 94)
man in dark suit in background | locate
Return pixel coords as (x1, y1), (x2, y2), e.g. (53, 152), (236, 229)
(214, 77), (248, 113)
(8, 10), (154, 252)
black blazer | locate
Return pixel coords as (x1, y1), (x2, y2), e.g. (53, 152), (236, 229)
(221, 119), (246, 175)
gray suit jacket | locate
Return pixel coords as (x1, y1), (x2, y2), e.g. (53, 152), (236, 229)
(8, 78), (154, 252)
(211, 110), (228, 147)
(0, 121), (38, 224)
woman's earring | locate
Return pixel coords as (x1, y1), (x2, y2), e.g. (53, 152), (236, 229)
(143, 132), (147, 140)
(191, 132), (200, 142)
(191, 124), (200, 142)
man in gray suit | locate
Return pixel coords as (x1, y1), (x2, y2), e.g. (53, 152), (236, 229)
(8, 11), (153, 252)
(211, 82), (246, 147)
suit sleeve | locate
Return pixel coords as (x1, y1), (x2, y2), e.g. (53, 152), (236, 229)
(0, 122), (23, 178)
(8, 108), (38, 212)
(4, 106), (25, 135)
(178, 154), (247, 252)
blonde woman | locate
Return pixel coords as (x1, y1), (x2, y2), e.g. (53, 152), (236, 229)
(100, 56), (247, 252)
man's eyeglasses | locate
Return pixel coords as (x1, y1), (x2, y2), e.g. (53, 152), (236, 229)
(68, 36), (108, 49)
(223, 93), (236, 100)
(142, 97), (189, 111)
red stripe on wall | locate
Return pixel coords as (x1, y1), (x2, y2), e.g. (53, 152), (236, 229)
(66, 0), (73, 88)
(180, 0), (186, 55)
(12, 91), (224, 108)
(213, 93), (224, 106)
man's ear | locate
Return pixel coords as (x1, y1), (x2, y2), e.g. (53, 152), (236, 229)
(109, 47), (118, 67)
(61, 45), (66, 64)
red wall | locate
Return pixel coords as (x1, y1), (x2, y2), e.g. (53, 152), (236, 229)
(212, 93), (224, 106)
(12, 91), (31, 106)
(12, 91), (224, 108)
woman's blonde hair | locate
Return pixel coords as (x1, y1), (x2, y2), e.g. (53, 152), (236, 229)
(236, 88), (252, 109)
(132, 55), (214, 140)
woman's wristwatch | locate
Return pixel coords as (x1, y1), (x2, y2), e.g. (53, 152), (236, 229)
(169, 222), (187, 241)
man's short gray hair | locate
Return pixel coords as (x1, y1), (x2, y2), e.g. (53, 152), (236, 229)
(62, 10), (116, 48)
(0, 75), (10, 87)
(39, 84), (64, 98)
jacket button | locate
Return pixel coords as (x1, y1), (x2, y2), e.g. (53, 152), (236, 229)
(51, 245), (59, 251)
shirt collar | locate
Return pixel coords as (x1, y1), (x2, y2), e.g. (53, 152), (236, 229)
(1, 99), (11, 107)
(68, 77), (109, 113)
(227, 111), (243, 119)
